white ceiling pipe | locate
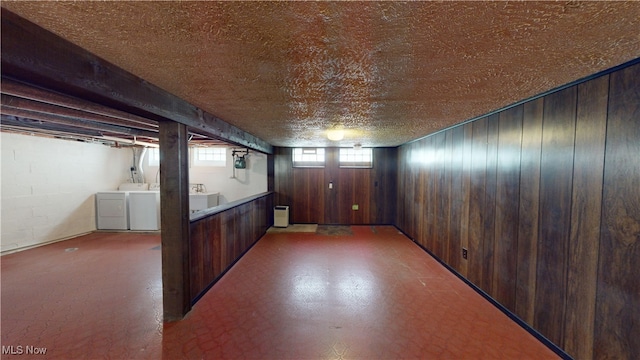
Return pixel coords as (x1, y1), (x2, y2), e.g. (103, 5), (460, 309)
(101, 135), (159, 148)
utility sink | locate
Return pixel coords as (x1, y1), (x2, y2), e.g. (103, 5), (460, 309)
(189, 192), (219, 212)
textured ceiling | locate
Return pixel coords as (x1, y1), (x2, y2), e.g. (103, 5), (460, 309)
(2, 1), (640, 148)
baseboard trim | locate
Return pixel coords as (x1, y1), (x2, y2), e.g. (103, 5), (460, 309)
(1, 231), (94, 256)
(393, 226), (573, 360)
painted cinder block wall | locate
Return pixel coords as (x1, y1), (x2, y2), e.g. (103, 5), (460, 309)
(141, 147), (268, 205)
(0, 134), (270, 254)
(0, 132), (131, 253)
(395, 61), (640, 359)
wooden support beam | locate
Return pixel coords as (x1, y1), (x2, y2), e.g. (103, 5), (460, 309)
(159, 120), (191, 321)
(1, 8), (272, 154)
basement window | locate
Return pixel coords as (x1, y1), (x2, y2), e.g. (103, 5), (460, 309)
(339, 148), (373, 168)
(292, 148), (325, 168)
(148, 148), (160, 167)
(193, 147), (226, 167)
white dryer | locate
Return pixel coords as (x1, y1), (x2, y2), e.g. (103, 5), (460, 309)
(96, 191), (129, 230)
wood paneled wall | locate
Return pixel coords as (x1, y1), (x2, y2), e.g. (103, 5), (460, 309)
(189, 193), (273, 302)
(274, 147), (397, 225)
(396, 62), (640, 360)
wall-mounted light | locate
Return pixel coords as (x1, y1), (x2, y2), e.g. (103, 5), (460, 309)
(327, 129), (344, 141)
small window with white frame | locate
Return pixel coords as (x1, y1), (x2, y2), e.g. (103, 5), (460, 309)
(193, 147), (226, 167)
(339, 148), (373, 168)
(292, 148), (325, 168)
(148, 147), (160, 167)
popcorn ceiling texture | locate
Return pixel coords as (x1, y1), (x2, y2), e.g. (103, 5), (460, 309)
(3, 1), (640, 147)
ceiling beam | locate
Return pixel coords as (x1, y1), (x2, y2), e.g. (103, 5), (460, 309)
(1, 105), (159, 140)
(1, 77), (158, 130)
(1, 115), (104, 137)
(1, 94), (159, 132)
(0, 8), (273, 154)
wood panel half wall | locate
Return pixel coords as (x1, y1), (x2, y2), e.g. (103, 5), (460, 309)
(396, 61), (640, 360)
(189, 192), (273, 303)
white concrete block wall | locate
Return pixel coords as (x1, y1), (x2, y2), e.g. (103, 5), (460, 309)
(1, 132), (131, 253)
(142, 147), (268, 205)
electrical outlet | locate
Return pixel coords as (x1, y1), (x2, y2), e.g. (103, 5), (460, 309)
(462, 248), (468, 259)
(352, 204), (359, 210)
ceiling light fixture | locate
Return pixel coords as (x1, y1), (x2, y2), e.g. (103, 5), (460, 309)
(327, 129), (344, 141)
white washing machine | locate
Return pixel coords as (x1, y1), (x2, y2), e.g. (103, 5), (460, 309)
(129, 191), (160, 231)
(118, 183), (149, 191)
(96, 191), (129, 230)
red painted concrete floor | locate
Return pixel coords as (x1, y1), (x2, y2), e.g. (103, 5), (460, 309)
(1, 226), (559, 359)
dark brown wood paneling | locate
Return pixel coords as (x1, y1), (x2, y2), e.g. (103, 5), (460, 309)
(449, 127), (464, 269)
(405, 146), (418, 239)
(274, 147), (293, 209)
(353, 168), (372, 224)
(425, 136), (437, 251)
(515, 97), (544, 324)
(492, 105), (523, 312)
(222, 209), (236, 275)
(189, 193), (272, 303)
(595, 63), (640, 360)
(442, 130), (453, 263)
(415, 144), (428, 248)
(337, 167), (355, 224)
(210, 216), (223, 279)
(372, 148), (398, 226)
(535, 85), (577, 346)
(292, 167), (325, 223)
(274, 147), (397, 225)
(190, 219), (205, 302)
(396, 146), (408, 232)
(267, 152), (275, 193)
(563, 74), (609, 359)
(324, 148), (339, 224)
(395, 62), (639, 359)
(459, 123), (474, 277)
(481, 114), (499, 294)
(467, 117), (488, 286)
(433, 133), (447, 258)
